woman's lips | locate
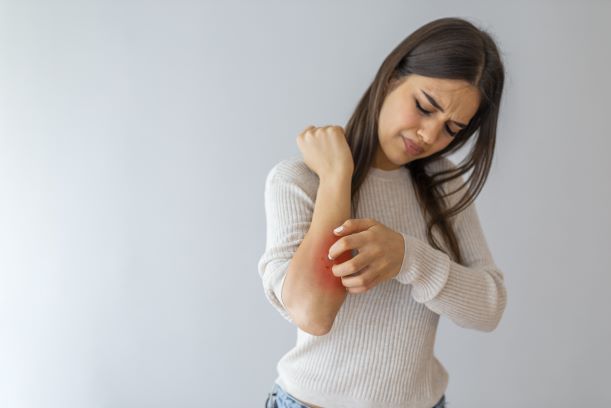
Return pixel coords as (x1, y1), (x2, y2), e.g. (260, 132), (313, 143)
(403, 137), (424, 155)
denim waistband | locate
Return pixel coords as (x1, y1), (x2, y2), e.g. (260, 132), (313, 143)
(266, 383), (446, 408)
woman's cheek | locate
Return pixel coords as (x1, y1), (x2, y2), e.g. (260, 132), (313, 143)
(400, 110), (420, 128)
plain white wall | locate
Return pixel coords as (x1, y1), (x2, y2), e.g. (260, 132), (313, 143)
(1, 1), (610, 407)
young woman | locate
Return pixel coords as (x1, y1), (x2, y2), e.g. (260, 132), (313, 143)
(258, 17), (507, 408)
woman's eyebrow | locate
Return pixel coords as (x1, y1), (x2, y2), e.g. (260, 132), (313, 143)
(420, 89), (468, 128)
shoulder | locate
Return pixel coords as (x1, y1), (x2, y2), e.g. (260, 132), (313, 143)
(264, 156), (319, 197)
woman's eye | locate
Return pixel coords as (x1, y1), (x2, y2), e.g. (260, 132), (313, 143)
(415, 99), (458, 137)
(415, 100), (431, 115)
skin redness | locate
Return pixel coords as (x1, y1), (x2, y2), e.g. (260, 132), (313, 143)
(318, 232), (353, 291)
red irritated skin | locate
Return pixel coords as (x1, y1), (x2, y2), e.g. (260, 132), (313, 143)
(316, 231), (353, 292)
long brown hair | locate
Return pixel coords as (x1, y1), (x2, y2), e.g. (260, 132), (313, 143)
(344, 17), (505, 264)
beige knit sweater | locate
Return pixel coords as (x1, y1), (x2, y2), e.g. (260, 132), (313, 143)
(257, 155), (507, 408)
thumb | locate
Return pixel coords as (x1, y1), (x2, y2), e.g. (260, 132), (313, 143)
(333, 218), (377, 235)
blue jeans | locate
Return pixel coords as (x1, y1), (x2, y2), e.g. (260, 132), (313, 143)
(265, 382), (446, 408)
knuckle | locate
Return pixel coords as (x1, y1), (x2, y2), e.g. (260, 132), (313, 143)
(300, 126), (313, 136)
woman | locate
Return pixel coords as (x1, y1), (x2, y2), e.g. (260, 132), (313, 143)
(258, 17), (507, 408)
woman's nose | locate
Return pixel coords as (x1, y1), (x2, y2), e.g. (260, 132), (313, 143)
(418, 121), (443, 145)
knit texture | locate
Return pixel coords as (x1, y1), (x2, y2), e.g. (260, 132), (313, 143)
(257, 156), (507, 408)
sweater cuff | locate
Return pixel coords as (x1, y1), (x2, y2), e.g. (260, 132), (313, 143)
(271, 266), (288, 310)
(274, 273), (286, 310)
(395, 232), (451, 303)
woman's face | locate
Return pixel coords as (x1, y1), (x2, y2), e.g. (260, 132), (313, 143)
(374, 73), (481, 170)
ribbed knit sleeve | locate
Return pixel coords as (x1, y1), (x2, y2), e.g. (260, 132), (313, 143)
(257, 159), (317, 325)
(395, 169), (507, 332)
(258, 156), (507, 407)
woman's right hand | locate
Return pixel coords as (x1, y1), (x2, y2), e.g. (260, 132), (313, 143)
(296, 125), (354, 180)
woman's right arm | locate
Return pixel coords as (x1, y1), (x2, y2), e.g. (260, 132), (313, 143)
(282, 172), (352, 336)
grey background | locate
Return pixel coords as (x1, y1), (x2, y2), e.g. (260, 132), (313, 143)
(1, 1), (610, 407)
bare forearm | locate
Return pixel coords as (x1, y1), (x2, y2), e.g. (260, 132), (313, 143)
(283, 173), (352, 335)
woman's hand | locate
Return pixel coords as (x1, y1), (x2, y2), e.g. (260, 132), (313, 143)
(327, 218), (405, 294)
(296, 125), (354, 180)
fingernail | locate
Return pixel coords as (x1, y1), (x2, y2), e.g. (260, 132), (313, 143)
(333, 226), (343, 234)
(327, 253), (334, 260)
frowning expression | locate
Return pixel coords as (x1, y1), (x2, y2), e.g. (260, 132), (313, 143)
(374, 74), (480, 170)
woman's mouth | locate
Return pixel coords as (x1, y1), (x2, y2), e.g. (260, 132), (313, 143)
(403, 137), (424, 155)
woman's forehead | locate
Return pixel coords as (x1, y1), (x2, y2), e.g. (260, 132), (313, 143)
(408, 74), (476, 95)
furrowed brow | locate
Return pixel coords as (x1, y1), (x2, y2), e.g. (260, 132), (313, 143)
(420, 89), (468, 128)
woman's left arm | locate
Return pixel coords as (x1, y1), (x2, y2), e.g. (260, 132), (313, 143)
(395, 198), (507, 333)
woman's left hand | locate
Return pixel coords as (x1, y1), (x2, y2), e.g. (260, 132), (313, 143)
(327, 218), (405, 294)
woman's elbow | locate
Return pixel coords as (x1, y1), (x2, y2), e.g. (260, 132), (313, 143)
(480, 296), (507, 332)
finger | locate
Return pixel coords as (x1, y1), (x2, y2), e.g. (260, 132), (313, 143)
(345, 274), (377, 294)
(346, 286), (368, 294)
(344, 270), (381, 295)
(333, 218), (378, 236)
(303, 125), (316, 134)
(331, 252), (369, 278)
(328, 234), (359, 261)
(328, 230), (373, 261)
(340, 265), (372, 286)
